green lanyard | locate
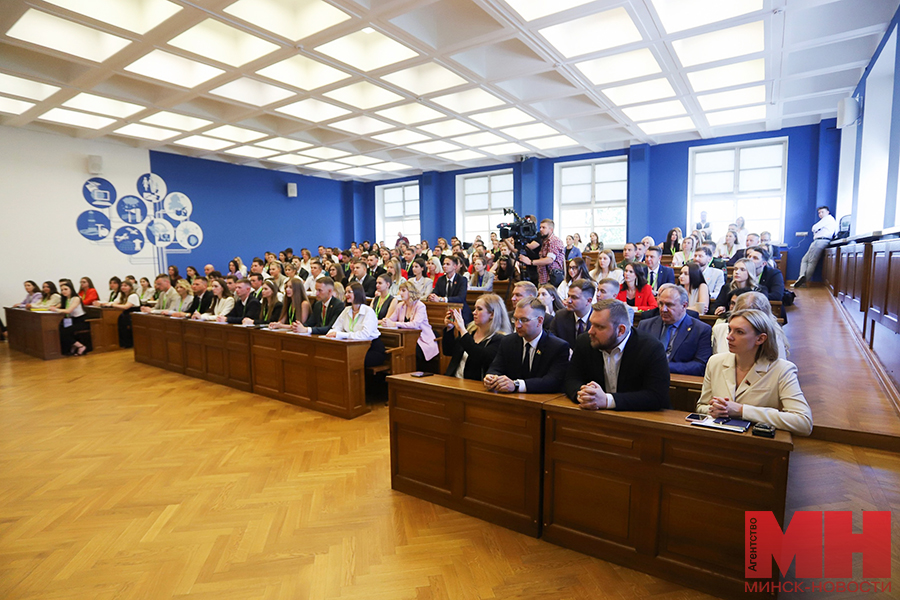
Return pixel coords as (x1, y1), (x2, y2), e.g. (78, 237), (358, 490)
(348, 309), (361, 331)
(374, 295), (387, 316)
(288, 304), (295, 323)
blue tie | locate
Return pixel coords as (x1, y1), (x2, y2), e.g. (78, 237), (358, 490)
(664, 324), (677, 358)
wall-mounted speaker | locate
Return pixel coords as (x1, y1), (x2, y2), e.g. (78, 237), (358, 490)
(286, 182), (298, 198)
(87, 155), (103, 174)
(837, 97), (860, 129)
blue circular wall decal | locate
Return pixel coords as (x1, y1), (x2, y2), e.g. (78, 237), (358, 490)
(113, 226), (145, 255)
(76, 210), (111, 240)
(164, 191), (192, 221)
(146, 218), (175, 247)
(82, 177), (117, 208)
(137, 173), (167, 204)
(116, 195), (148, 224)
(176, 221), (203, 249)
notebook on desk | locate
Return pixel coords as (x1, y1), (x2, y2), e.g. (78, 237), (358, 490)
(691, 417), (752, 433)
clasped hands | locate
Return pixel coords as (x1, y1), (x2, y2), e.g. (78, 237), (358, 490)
(483, 374), (515, 393)
(575, 381), (608, 410)
(708, 396), (742, 419)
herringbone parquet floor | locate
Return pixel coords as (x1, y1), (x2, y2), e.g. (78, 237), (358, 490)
(1, 344), (898, 599)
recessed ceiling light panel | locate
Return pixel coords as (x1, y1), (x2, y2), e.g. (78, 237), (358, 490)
(339, 155), (383, 166)
(257, 55), (349, 90)
(209, 77), (295, 106)
(453, 131), (507, 147)
(173, 135), (233, 150)
(408, 140), (461, 154)
(376, 103), (447, 125)
(62, 92), (145, 118)
(37, 107), (116, 129)
(225, 146), (279, 158)
(575, 48), (661, 86)
(255, 137), (312, 152)
(501, 123), (560, 139)
(382, 63), (467, 95)
(482, 142), (530, 155)
(698, 85), (766, 111)
(305, 160), (348, 171)
(369, 161), (415, 172)
(622, 100), (687, 121)
(539, 7), (642, 58)
(651, 0), (762, 33)
(417, 120), (479, 137)
(0, 73), (60, 101)
(373, 129), (432, 145)
(431, 88), (506, 113)
(168, 19), (280, 67)
(705, 104), (766, 126)
(114, 123), (180, 140)
(205, 124), (267, 143)
(439, 149), (486, 162)
(528, 135), (579, 149)
(302, 147), (350, 159)
(276, 98), (350, 122)
(269, 154), (317, 165)
(340, 167), (378, 177)
(638, 116), (695, 135)
(470, 107), (535, 128)
(324, 81), (404, 110)
(0, 96), (35, 115)
(224, 0), (351, 42)
(141, 111), (212, 130)
(687, 59), (765, 92)
(125, 50), (225, 88)
(7, 9), (131, 62)
(328, 115), (394, 135)
(504, 0), (595, 21)
(315, 29), (418, 72)
(672, 21), (765, 68)
(602, 78), (676, 106)
(43, 0), (182, 34)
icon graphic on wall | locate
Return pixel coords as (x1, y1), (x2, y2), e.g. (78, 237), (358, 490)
(137, 173), (167, 204)
(164, 192), (192, 221)
(116, 195), (148, 224)
(76, 210), (111, 240)
(82, 177), (117, 208)
(176, 221), (203, 249)
(113, 226), (145, 255)
(146, 218), (175, 247)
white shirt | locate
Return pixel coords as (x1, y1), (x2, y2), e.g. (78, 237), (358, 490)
(600, 329), (631, 409)
(329, 304), (381, 341)
(515, 330), (543, 393)
(812, 214), (837, 240)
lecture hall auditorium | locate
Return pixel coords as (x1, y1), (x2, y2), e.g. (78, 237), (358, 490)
(1, 1), (899, 598)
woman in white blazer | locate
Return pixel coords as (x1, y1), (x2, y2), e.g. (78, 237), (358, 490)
(697, 309), (812, 436)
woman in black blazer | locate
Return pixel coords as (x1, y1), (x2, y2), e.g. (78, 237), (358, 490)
(256, 280), (283, 325)
(442, 293), (512, 380)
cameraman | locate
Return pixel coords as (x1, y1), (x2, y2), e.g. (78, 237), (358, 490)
(519, 218), (565, 287)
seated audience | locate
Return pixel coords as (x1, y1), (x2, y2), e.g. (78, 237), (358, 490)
(616, 263), (658, 311)
(565, 299), (670, 411)
(590, 249), (624, 285)
(559, 257), (591, 298)
(104, 276), (123, 305)
(596, 278), (634, 326)
(746, 246), (786, 303)
(693, 246), (725, 299)
(161, 279), (194, 316)
(50, 280), (89, 355)
(219, 279), (261, 324)
(697, 309), (812, 436)
(78, 277), (99, 306)
(294, 277), (344, 334)
(142, 275), (179, 313)
(267, 278), (309, 329)
(325, 282), (386, 367)
(671, 235), (696, 268)
(644, 247), (675, 295)
(537, 283), (565, 330)
(408, 258), (434, 299)
(713, 258), (765, 315)
(492, 255), (518, 282)
(564, 235), (582, 261)
(468, 255), (494, 291)
(348, 260), (377, 298)
(712, 291), (789, 359)
(759, 231), (781, 261)
(193, 278), (235, 321)
(370, 274), (396, 320)
(637, 284), (712, 376)
(678, 262), (710, 315)
(137, 277), (155, 304)
(255, 280), (282, 325)
(661, 228), (681, 256)
(32, 281), (62, 308)
(381, 281), (439, 371)
(584, 231), (603, 252)
(617, 242), (637, 270)
(185, 266), (199, 283)
(443, 293), (511, 380)
(108, 280), (142, 348)
(716, 230), (741, 261)
(549, 278), (596, 348)
(428, 255), (472, 321)
(167, 266), (180, 287)
(484, 298), (570, 394)
(366, 253), (386, 280)
(185, 277), (213, 316)
(16, 280), (42, 307)
(384, 259), (406, 296)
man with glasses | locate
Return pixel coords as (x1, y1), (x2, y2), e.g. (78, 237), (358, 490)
(484, 298), (570, 394)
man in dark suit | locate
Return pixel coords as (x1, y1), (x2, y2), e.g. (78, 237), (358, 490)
(644, 247), (675, 295)
(188, 276), (214, 316)
(248, 272), (265, 300)
(550, 278), (595, 348)
(365, 253), (386, 280)
(428, 254), (473, 322)
(294, 277), (344, 334)
(348, 260), (376, 298)
(636, 284), (712, 376)
(566, 298), (670, 411)
(746, 246), (785, 303)
(485, 298), (570, 394)
(220, 279), (261, 324)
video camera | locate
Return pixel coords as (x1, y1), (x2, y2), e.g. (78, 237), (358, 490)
(497, 208), (539, 248)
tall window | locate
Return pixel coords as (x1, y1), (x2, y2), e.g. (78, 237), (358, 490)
(376, 182), (420, 245)
(688, 140), (788, 243)
(455, 170), (514, 243)
(554, 157), (627, 247)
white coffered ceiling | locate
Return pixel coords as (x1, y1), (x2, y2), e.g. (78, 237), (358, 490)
(0, 0), (896, 181)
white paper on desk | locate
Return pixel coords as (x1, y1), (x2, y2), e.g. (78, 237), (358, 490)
(286, 330), (311, 335)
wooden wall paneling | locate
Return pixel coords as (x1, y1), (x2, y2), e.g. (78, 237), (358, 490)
(823, 246), (839, 296)
(388, 374), (552, 537)
(868, 239), (900, 334)
(225, 327), (252, 390)
(541, 400), (792, 600)
(182, 319), (207, 379)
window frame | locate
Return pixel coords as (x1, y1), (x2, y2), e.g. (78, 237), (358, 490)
(687, 138), (789, 244)
(553, 155), (629, 249)
(454, 168), (515, 244)
(375, 180), (421, 245)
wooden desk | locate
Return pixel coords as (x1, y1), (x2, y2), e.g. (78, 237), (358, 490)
(378, 327), (420, 374)
(5, 307), (63, 360)
(183, 319), (252, 391)
(669, 373), (704, 412)
(541, 398), (792, 599)
(132, 313), (184, 373)
(388, 374), (556, 537)
(85, 306), (124, 353)
(251, 328), (371, 419)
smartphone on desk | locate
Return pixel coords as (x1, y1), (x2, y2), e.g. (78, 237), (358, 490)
(410, 371), (433, 378)
(684, 413), (705, 422)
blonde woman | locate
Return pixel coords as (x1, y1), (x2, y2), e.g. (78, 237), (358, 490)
(698, 309), (811, 436)
(382, 281), (438, 371)
(590, 249), (623, 284)
(442, 293), (511, 380)
(713, 258), (762, 315)
(385, 258), (406, 296)
(672, 235), (696, 268)
(161, 279), (194, 316)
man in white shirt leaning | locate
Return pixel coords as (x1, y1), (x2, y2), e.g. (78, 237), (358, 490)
(793, 206), (836, 288)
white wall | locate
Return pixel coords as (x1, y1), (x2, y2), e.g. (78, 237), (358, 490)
(0, 126), (156, 313)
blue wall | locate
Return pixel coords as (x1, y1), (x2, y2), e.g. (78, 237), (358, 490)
(151, 119), (841, 279)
